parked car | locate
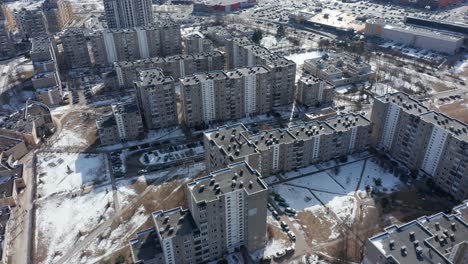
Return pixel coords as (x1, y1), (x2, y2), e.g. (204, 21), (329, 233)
(284, 207), (297, 216)
(278, 201), (289, 207)
(281, 221), (289, 231)
(288, 231), (296, 241)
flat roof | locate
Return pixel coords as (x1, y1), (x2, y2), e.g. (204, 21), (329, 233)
(326, 113), (372, 132)
(249, 129), (295, 151)
(135, 68), (173, 86)
(187, 162), (267, 203)
(288, 121), (335, 140)
(205, 123), (257, 159)
(129, 228), (162, 262)
(0, 135), (22, 152)
(376, 92), (431, 116)
(225, 66), (269, 78)
(420, 112), (468, 142)
(153, 208), (198, 240)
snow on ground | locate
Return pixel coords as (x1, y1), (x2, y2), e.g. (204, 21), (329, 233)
(36, 152), (110, 199)
(286, 51), (323, 67)
(51, 130), (89, 149)
(272, 185), (321, 210)
(36, 186), (114, 264)
(359, 159), (402, 193)
(69, 205), (148, 264)
(261, 35), (293, 50)
(264, 239), (289, 258)
(450, 55), (468, 78)
(139, 145), (204, 166)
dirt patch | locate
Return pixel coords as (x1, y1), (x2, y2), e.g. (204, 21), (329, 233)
(433, 82), (455, 92)
(437, 99), (468, 123)
(296, 210), (338, 245)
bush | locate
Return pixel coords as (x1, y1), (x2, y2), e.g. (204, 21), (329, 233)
(373, 178), (382, 186)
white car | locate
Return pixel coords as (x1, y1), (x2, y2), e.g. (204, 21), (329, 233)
(288, 231), (296, 241)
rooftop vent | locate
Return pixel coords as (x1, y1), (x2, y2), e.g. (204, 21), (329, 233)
(409, 231), (415, 241)
(435, 222), (440, 230)
(451, 222), (456, 231)
(389, 240), (395, 249)
(199, 185), (205, 193)
(248, 181), (253, 189)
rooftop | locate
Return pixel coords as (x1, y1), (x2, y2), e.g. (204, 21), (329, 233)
(187, 162), (267, 203)
(420, 112), (468, 142)
(181, 71), (228, 86)
(129, 228), (162, 263)
(111, 100), (140, 115)
(136, 68), (173, 86)
(288, 121), (335, 141)
(249, 129), (295, 151)
(96, 114), (116, 129)
(0, 135), (23, 152)
(153, 208), (198, 240)
(326, 113), (372, 132)
(225, 66), (269, 78)
(376, 92), (431, 116)
(205, 123), (257, 159)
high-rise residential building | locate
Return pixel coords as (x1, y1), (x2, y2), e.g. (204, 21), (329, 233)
(96, 100), (144, 145)
(180, 66), (271, 128)
(226, 37), (296, 107)
(114, 51), (224, 89)
(130, 162), (268, 264)
(204, 113), (372, 176)
(42, 0), (74, 34)
(13, 7), (48, 38)
(364, 200), (468, 264)
(103, 0), (153, 29)
(88, 21), (182, 67)
(0, 1), (14, 59)
(183, 34), (213, 55)
(296, 75), (335, 107)
(30, 36), (62, 106)
(134, 69), (178, 129)
(59, 27), (91, 69)
(371, 92), (468, 200)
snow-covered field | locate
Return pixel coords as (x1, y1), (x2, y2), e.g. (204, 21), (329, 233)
(286, 51), (324, 67)
(36, 152), (111, 199)
(35, 186), (114, 264)
(272, 157), (402, 226)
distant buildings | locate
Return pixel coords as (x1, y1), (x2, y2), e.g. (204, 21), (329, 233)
(364, 199), (468, 264)
(13, 7), (48, 38)
(296, 75), (335, 107)
(193, 0), (257, 14)
(59, 27), (91, 70)
(130, 162), (268, 264)
(103, 0), (153, 29)
(204, 113), (371, 176)
(226, 37), (296, 107)
(303, 53), (374, 87)
(114, 51), (224, 88)
(371, 92), (468, 200)
(183, 34), (213, 55)
(96, 100), (144, 145)
(180, 67), (271, 128)
(365, 19), (464, 55)
(88, 21), (182, 67)
(42, 0), (74, 34)
(134, 69), (178, 129)
(0, 1), (15, 59)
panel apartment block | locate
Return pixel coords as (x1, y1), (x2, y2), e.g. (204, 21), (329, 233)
(59, 27), (91, 70)
(204, 113), (372, 176)
(134, 69), (178, 129)
(103, 0), (153, 29)
(180, 66), (271, 128)
(130, 162), (268, 264)
(296, 75), (335, 107)
(88, 21), (182, 67)
(226, 37), (296, 107)
(114, 51), (224, 88)
(371, 92), (468, 200)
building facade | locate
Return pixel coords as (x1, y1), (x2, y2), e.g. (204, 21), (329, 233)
(371, 92), (468, 200)
(226, 37), (296, 107)
(134, 69), (178, 129)
(59, 27), (91, 69)
(0, 2), (14, 59)
(13, 7), (48, 38)
(183, 34), (213, 55)
(103, 0), (152, 29)
(42, 0), (73, 34)
(130, 162), (268, 264)
(296, 75), (335, 107)
(88, 21), (182, 67)
(180, 66), (271, 128)
(204, 113), (372, 176)
(96, 100), (144, 145)
(114, 51), (224, 89)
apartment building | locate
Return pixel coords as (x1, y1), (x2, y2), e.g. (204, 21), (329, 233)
(59, 27), (91, 70)
(134, 69), (178, 129)
(13, 7), (48, 38)
(180, 66), (271, 128)
(88, 20), (182, 67)
(30, 36), (62, 106)
(103, 0), (153, 29)
(130, 162), (268, 264)
(226, 37), (296, 107)
(364, 200), (468, 264)
(204, 113), (372, 176)
(0, 2), (14, 59)
(114, 51), (224, 88)
(96, 100), (144, 145)
(0, 206), (11, 264)
(183, 34), (213, 55)
(42, 0), (73, 34)
(371, 92), (468, 200)
(296, 75), (335, 107)
(304, 53), (374, 87)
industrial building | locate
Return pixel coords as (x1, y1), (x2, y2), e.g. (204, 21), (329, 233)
(365, 19), (464, 55)
(193, 0), (257, 14)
